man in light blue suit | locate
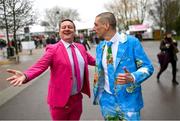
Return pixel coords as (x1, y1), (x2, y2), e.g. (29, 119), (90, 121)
(93, 12), (154, 121)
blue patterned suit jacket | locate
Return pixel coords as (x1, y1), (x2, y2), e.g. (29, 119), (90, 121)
(93, 33), (154, 112)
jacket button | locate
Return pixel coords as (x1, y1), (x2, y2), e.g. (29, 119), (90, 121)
(65, 106), (69, 109)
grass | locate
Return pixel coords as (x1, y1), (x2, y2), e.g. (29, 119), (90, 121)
(174, 36), (180, 41)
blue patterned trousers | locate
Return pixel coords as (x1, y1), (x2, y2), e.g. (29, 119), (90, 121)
(99, 90), (140, 121)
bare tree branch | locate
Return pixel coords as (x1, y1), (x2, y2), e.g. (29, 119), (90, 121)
(44, 6), (80, 32)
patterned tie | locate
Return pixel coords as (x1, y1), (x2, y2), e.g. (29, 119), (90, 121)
(106, 41), (115, 93)
(70, 44), (81, 92)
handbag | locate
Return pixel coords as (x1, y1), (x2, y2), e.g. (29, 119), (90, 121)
(157, 51), (170, 65)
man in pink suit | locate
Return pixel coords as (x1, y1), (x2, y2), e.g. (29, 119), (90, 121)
(6, 19), (95, 120)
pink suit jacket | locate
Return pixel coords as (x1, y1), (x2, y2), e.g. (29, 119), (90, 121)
(24, 40), (95, 107)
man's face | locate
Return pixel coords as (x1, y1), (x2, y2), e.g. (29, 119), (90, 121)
(59, 21), (75, 43)
(166, 33), (172, 38)
(93, 17), (106, 40)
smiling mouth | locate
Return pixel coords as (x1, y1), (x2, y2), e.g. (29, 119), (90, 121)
(64, 32), (72, 35)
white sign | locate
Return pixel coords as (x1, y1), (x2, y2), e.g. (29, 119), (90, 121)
(129, 24), (149, 32)
(22, 41), (35, 50)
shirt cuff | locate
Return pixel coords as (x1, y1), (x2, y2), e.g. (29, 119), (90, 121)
(131, 73), (136, 83)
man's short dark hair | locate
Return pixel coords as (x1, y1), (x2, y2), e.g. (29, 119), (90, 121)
(59, 19), (76, 30)
(96, 12), (116, 30)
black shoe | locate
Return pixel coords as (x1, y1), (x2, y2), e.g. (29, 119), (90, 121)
(172, 81), (179, 85)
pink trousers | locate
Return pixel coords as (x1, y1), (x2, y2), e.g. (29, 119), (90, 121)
(49, 93), (83, 120)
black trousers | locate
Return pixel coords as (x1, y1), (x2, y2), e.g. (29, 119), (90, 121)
(157, 59), (177, 81)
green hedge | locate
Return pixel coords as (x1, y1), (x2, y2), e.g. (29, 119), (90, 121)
(174, 36), (180, 41)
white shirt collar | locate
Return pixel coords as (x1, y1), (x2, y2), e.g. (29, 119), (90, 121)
(119, 32), (127, 43)
(61, 39), (76, 48)
(107, 32), (127, 44)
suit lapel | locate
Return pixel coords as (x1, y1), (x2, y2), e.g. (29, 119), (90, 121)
(98, 42), (106, 69)
(115, 38), (128, 71)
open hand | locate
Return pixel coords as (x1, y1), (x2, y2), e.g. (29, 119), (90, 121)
(6, 69), (26, 86)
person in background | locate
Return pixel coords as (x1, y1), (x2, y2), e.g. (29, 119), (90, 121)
(79, 33), (91, 50)
(135, 32), (143, 41)
(0, 39), (7, 50)
(93, 12), (154, 121)
(45, 36), (51, 45)
(157, 31), (179, 85)
(6, 19), (95, 120)
(50, 35), (57, 44)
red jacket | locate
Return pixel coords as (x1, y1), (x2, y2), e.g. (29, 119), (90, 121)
(24, 40), (95, 107)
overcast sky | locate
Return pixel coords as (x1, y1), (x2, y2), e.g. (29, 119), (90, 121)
(33, 0), (112, 29)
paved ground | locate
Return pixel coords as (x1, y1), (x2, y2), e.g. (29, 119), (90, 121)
(0, 41), (180, 120)
(0, 48), (44, 91)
